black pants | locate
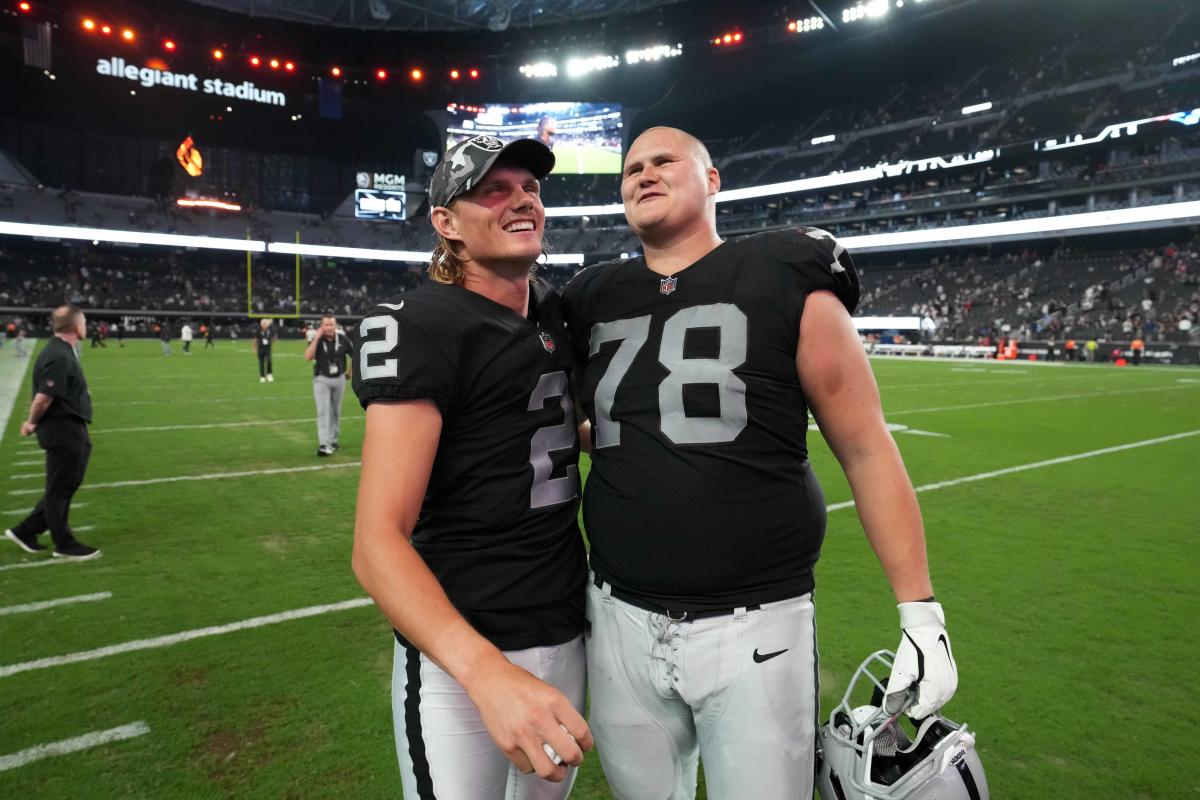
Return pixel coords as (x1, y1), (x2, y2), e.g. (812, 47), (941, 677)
(258, 351), (272, 377)
(12, 417), (92, 549)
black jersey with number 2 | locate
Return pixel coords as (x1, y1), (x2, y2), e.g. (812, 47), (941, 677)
(562, 228), (861, 613)
(354, 277), (586, 651)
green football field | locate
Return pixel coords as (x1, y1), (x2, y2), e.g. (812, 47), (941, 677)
(552, 143), (623, 175)
(1, 339), (1197, 799)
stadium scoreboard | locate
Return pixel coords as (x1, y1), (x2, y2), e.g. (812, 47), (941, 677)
(354, 171), (406, 221)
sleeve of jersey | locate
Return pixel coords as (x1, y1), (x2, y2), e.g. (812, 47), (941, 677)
(37, 353), (70, 399)
(770, 227), (861, 314)
(352, 306), (458, 416)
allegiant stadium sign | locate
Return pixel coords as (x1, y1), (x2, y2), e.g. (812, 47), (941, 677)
(95, 57), (287, 107)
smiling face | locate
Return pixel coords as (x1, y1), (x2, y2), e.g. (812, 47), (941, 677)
(432, 162), (545, 271)
(621, 127), (720, 244)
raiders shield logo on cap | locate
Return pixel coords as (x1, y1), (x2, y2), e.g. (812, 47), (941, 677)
(538, 330), (556, 353)
(659, 276), (678, 295)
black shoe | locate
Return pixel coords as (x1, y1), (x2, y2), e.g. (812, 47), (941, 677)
(5, 528), (46, 553)
(331, 442), (340, 451)
(53, 541), (101, 560)
(316, 446), (332, 457)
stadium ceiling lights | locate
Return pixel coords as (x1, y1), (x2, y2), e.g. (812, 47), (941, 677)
(787, 16), (825, 33)
(961, 101), (993, 115)
(842, 0), (889, 23)
(625, 44), (683, 64)
(565, 54), (619, 77)
(519, 62), (557, 78)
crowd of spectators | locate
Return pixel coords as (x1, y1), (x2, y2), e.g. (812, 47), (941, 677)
(858, 238), (1200, 344)
(2, 232), (1196, 352)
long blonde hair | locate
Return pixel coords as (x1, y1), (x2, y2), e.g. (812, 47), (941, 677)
(427, 230), (552, 286)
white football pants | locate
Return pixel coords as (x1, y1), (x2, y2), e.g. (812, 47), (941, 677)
(587, 577), (818, 800)
(392, 635), (586, 800)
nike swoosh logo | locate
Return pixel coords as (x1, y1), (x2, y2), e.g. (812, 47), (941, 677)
(379, 301), (405, 311)
(752, 648), (788, 663)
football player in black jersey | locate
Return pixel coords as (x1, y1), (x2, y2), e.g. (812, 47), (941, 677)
(562, 127), (958, 799)
(352, 135), (593, 799)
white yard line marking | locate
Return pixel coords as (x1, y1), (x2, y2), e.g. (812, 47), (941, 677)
(886, 384), (1197, 416)
(0, 591), (111, 617)
(0, 598), (373, 679)
(0, 721), (150, 771)
(871, 355), (1200, 375)
(826, 430), (1200, 512)
(0, 559), (77, 574)
(12, 460), (40, 466)
(9, 462), (359, 495)
(73, 525), (95, 532)
(3, 503), (86, 515)
(91, 416), (362, 435)
(9, 473), (40, 480)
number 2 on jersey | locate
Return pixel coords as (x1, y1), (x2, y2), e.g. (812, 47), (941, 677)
(528, 371), (579, 509)
(589, 303), (748, 447)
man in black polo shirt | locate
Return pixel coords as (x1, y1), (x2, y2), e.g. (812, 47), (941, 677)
(303, 314), (351, 456)
(5, 305), (100, 560)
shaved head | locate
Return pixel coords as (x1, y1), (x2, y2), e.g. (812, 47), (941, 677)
(621, 126), (722, 252)
(631, 127), (713, 169)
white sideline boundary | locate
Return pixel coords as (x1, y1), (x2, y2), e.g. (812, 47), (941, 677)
(869, 355), (1200, 374)
(0, 721), (150, 771)
(0, 591), (112, 617)
(0, 345), (35, 449)
(0, 598), (374, 679)
(8, 462), (360, 495)
(886, 384), (1198, 416)
(825, 429), (1200, 512)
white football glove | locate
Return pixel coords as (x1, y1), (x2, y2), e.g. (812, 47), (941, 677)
(884, 600), (957, 720)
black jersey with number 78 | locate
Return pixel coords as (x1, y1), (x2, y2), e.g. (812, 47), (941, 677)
(354, 277), (586, 651)
(562, 228), (861, 613)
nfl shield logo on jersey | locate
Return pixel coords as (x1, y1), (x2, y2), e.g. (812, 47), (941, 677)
(538, 330), (556, 353)
(659, 276), (678, 295)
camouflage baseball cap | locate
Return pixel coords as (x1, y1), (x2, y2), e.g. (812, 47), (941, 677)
(428, 135), (556, 210)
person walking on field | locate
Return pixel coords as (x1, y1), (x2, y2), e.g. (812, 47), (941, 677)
(305, 314), (351, 456)
(5, 305), (101, 560)
(255, 319), (275, 382)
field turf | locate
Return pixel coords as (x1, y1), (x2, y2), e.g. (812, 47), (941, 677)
(551, 143), (623, 175)
(1, 339), (1197, 798)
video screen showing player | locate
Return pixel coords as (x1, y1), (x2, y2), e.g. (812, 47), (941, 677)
(446, 102), (623, 174)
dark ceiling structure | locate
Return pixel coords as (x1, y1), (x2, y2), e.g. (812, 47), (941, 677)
(182, 0), (688, 32)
